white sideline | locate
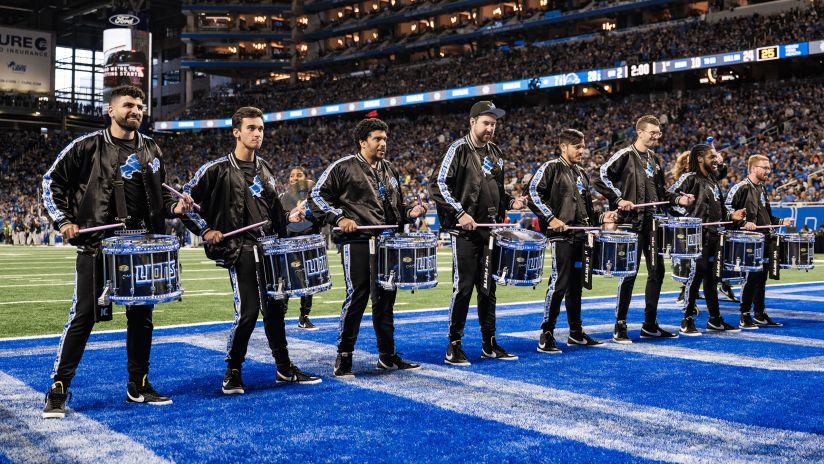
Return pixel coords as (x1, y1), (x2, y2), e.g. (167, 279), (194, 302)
(0, 371), (173, 464)
(186, 332), (824, 464)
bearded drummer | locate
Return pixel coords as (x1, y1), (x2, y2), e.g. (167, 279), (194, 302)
(428, 101), (528, 366)
(41, 85), (193, 418)
(527, 129), (618, 352)
(309, 118), (426, 377)
(182, 106), (321, 394)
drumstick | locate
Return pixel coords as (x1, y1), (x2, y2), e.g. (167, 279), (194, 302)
(332, 224), (398, 231)
(565, 226), (601, 231)
(701, 221), (733, 226)
(748, 224), (786, 230)
(162, 183), (201, 210)
(223, 220), (270, 238)
(631, 201), (670, 209)
(77, 223), (125, 235)
(475, 223), (512, 228)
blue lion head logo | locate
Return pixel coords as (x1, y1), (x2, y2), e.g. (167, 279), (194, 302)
(120, 153), (142, 180)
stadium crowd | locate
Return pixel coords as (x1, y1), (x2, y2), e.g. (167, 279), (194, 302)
(177, 1), (823, 120)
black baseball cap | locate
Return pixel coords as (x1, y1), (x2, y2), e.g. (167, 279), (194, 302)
(469, 100), (506, 119)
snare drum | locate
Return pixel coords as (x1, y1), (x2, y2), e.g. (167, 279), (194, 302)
(723, 231), (765, 272)
(657, 216), (702, 258)
(589, 231), (638, 277)
(101, 234), (182, 305)
(491, 228), (547, 286)
(776, 232), (815, 270)
(377, 233), (438, 291)
(259, 234), (332, 300)
(670, 257), (743, 285)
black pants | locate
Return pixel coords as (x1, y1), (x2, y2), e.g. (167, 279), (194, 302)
(448, 232), (497, 342)
(337, 241), (396, 354)
(286, 295), (313, 316)
(542, 240), (584, 334)
(740, 260), (769, 316)
(683, 234), (721, 319)
(226, 244), (290, 369)
(52, 250), (154, 387)
(615, 224), (664, 326)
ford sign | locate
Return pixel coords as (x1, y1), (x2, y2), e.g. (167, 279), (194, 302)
(109, 14), (140, 27)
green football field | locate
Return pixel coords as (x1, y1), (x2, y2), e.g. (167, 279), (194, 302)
(1, 245), (821, 339)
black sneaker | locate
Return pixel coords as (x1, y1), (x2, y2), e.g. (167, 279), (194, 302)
(126, 375), (172, 405)
(719, 283), (739, 302)
(297, 315), (318, 330)
(537, 331), (561, 354)
(640, 323), (679, 339)
(707, 316), (742, 332)
(567, 332), (604, 347)
(675, 286), (686, 304)
(680, 317), (702, 336)
(612, 321), (632, 344)
(445, 340), (471, 366)
(334, 352), (355, 377)
(739, 313), (759, 330)
(481, 336), (518, 360)
(277, 363), (323, 384)
(377, 353), (422, 371)
(42, 381), (70, 419)
(753, 313), (783, 327)
(222, 368), (245, 395)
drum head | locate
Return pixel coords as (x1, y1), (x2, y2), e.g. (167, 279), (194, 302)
(102, 234), (179, 253)
(493, 228), (545, 242)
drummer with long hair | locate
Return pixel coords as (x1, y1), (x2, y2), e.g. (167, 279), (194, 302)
(182, 106), (321, 394)
(527, 129), (618, 352)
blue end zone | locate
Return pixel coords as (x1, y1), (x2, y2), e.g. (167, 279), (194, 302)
(2, 281), (823, 462)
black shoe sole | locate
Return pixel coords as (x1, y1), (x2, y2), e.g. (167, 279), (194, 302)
(42, 411), (66, 419)
(222, 388), (245, 395)
(612, 337), (633, 344)
(444, 358), (471, 366)
(481, 352), (519, 360)
(537, 346), (562, 354)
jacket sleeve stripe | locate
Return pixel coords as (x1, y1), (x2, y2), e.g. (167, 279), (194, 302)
(183, 156), (228, 231)
(599, 147), (629, 199)
(310, 155), (353, 216)
(529, 161), (554, 219)
(725, 180), (746, 213)
(41, 130), (100, 224)
(436, 139), (466, 214)
(667, 172), (694, 194)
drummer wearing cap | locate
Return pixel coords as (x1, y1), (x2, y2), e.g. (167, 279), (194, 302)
(429, 100), (528, 366)
(40, 85), (193, 418)
(309, 118), (426, 377)
(725, 155), (793, 328)
(527, 129), (618, 352)
(182, 106), (322, 394)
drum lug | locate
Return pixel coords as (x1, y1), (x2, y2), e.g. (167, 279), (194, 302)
(664, 245), (671, 259)
(605, 261), (613, 277)
(381, 271), (396, 291)
(496, 268), (508, 285)
(734, 258), (741, 273)
(97, 282), (111, 306)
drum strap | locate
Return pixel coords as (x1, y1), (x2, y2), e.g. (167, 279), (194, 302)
(769, 235), (781, 280)
(715, 234), (724, 279)
(582, 235), (594, 290)
(369, 238), (379, 298)
(93, 249), (113, 323)
(479, 234), (495, 296)
(112, 157), (130, 223)
(649, 219), (658, 270)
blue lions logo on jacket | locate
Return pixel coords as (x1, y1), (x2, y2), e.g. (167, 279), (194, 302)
(482, 156), (494, 176)
(760, 191), (767, 206)
(711, 185), (720, 201)
(645, 160), (655, 178)
(576, 175), (585, 195)
(120, 153), (142, 180)
(149, 158), (160, 174)
(249, 175), (263, 198)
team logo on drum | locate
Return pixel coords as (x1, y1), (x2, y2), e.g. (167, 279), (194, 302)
(134, 260), (176, 285)
(516, 257), (525, 263)
(402, 257), (413, 263)
(120, 153), (142, 180)
(618, 251), (626, 257)
(291, 260), (302, 269)
(118, 264), (129, 272)
(305, 255), (328, 276)
(249, 175), (263, 198)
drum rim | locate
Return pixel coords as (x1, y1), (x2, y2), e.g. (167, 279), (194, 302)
(662, 216), (702, 226)
(492, 227), (547, 249)
(266, 280), (332, 297)
(724, 231), (766, 242)
(109, 289), (183, 305)
(259, 234), (327, 254)
(101, 234), (179, 253)
(591, 230), (638, 243)
(777, 232), (815, 241)
(380, 232), (438, 248)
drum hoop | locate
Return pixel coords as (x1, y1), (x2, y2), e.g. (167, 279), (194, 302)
(663, 217), (702, 227)
(777, 232), (815, 242)
(102, 234), (179, 254)
(109, 289), (183, 305)
(267, 281), (332, 297)
(380, 233), (438, 248)
(725, 232), (765, 243)
(259, 234), (326, 254)
(593, 232), (638, 244)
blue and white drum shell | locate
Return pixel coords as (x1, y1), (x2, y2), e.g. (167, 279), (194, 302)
(491, 228), (547, 286)
(377, 233), (438, 291)
(723, 231), (765, 272)
(101, 234), (182, 305)
(670, 257), (743, 285)
(259, 234), (332, 300)
(657, 216), (702, 258)
(777, 232), (815, 270)
(590, 231), (638, 277)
